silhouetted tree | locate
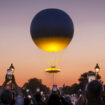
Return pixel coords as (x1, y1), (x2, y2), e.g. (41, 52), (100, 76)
(22, 78), (49, 95)
(78, 71), (101, 90)
(62, 83), (80, 94)
(63, 71), (101, 94)
(70, 83), (80, 94)
(62, 86), (71, 94)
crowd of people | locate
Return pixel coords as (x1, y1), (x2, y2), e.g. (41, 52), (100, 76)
(0, 74), (105, 105)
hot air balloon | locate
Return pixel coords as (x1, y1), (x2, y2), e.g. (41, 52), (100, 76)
(30, 8), (74, 84)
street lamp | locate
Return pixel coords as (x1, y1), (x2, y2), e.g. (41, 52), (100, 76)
(6, 64), (15, 89)
(7, 64), (15, 80)
(94, 63), (100, 80)
(9, 64), (15, 72)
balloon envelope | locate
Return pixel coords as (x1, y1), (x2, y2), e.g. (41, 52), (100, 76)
(30, 9), (74, 52)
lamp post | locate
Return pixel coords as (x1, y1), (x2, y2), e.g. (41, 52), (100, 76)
(7, 64), (15, 89)
(94, 64), (100, 80)
(9, 64), (15, 72)
(7, 64), (15, 79)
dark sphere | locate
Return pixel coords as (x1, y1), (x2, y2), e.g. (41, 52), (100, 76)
(30, 8), (74, 52)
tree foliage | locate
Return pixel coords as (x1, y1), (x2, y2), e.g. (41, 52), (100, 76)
(63, 71), (101, 94)
(22, 78), (49, 94)
(62, 86), (71, 94)
(78, 71), (101, 90)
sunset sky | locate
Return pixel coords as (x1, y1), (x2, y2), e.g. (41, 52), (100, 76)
(0, 0), (105, 88)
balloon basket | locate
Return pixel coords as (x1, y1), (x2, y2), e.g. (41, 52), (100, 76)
(45, 66), (60, 73)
